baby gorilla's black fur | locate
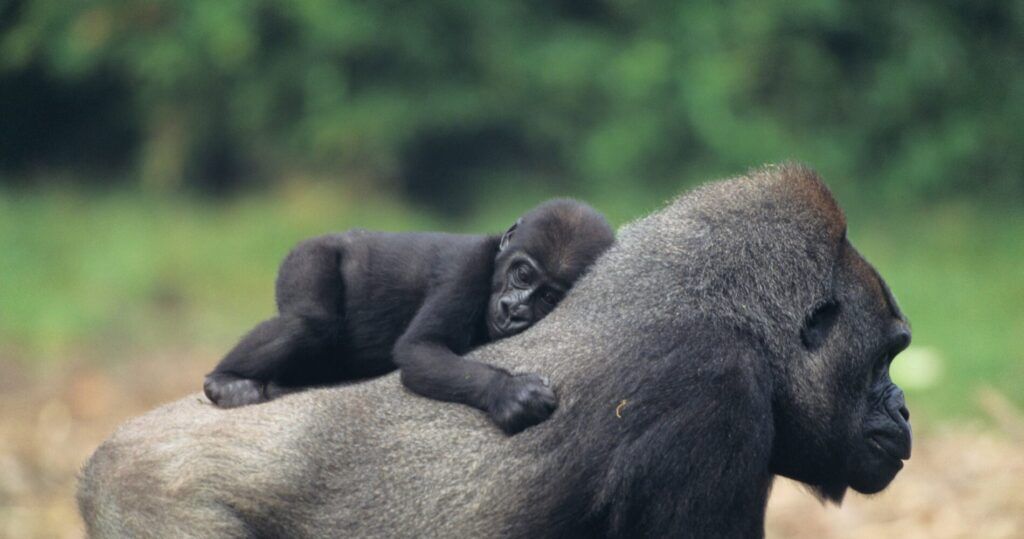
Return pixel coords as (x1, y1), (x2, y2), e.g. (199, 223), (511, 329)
(203, 199), (614, 433)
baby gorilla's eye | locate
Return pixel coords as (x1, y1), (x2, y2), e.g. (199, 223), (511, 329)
(513, 263), (534, 285)
(539, 288), (562, 306)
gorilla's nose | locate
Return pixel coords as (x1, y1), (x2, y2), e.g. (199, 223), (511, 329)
(499, 299), (531, 327)
(891, 325), (911, 354)
(499, 297), (513, 317)
(510, 304), (530, 320)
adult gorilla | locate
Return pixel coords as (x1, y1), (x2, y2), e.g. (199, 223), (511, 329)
(78, 164), (912, 538)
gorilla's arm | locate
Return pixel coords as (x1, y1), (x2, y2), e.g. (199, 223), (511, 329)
(393, 280), (558, 435)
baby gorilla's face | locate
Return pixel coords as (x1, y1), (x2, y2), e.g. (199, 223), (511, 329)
(487, 199), (615, 341)
(487, 250), (565, 340)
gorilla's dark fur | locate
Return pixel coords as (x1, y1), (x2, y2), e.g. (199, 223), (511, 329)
(77, 164), (912, 538)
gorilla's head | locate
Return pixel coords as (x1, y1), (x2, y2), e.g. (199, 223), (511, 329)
(773, 236), (912, 501)
(603, 163), (913, 503)
(488, 199), (614, 339)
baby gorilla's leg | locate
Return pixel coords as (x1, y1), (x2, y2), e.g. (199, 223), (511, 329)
(206, 236), (349, 408)
(204, 315), (342, 407)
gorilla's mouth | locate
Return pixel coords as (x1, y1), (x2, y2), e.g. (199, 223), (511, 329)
(490, 318), (526, 339)
(867, 435), (908, 467)
(487, 315), (515, 339)
(488, 298), (531, 339)
(489, 319), (507, 338)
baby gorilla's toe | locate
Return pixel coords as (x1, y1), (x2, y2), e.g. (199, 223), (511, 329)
(204, 373), (266, 408)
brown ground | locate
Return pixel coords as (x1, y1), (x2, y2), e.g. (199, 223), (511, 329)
(1, 353), (1021, 539)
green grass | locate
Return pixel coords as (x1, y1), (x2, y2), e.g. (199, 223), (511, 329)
(0, 183), (1020, 423)
(0, 182), (441, 363)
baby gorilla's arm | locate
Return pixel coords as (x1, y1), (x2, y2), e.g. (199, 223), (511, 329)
(392, 290), (557, 435)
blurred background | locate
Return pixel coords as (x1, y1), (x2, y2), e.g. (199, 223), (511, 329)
(0, 1), (1021, 537)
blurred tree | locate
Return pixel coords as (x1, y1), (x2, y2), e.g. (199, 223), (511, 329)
(0, 0), (1021, 206)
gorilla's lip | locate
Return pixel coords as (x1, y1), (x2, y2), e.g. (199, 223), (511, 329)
(867, 435), (909, 465)
(488, 318), (519, 339)
(489, 311), (531, 338)
(496, 322), (525, 338)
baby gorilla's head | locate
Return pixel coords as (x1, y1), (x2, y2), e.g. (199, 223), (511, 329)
(488, 199), (615, 339)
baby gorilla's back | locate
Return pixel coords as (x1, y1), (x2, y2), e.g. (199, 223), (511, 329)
(204, 199), (614, 433)
(331, 230), (497, 362)
(204, 229), (497, 406)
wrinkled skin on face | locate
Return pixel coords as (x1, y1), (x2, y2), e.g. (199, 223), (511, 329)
(486, 200), (615, 339)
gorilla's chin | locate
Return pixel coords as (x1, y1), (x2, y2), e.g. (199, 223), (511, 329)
(811, 439), (905, 503)
(846, 444), (905, 495)
(486, 316), (514, 340)
(812, 481), (849, 504)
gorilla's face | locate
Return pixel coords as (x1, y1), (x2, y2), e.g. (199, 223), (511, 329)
(487, 249), (564, 339)
(771, 237), (912, 502)
(486, 218), (569, 340)
(485, 203), (614, 340)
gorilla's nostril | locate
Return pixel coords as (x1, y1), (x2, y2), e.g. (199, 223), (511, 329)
(511, 304), (530, 319)
(899, 405), (910, 421)
(499, 298), (513, 317)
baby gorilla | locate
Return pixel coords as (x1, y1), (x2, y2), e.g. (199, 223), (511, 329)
(204, 199), (614, 433)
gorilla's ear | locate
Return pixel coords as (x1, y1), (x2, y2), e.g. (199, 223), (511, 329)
(499, 219), (522, 251)
(800, 300), (841, 350)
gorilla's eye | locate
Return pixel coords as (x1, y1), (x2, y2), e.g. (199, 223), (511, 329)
(513, 263), (534, 286)
(800, 300), (840, 350)
(539, 288), (562, 306)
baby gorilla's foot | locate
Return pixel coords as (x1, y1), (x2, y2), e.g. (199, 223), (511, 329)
(203, 373), (267, 408)
(486, 372), (558, 434)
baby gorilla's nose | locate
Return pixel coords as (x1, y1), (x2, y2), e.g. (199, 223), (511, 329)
(510, 303), (531, 320)
(499, 297), (514, 318)
(499, 298), (530, 319)
(498, 298), (532, 334)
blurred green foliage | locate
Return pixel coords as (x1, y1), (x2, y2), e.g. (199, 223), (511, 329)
(0, 1), (1021, 424)
(2, 0), (1022, 206)
(0, 182), (437, 359)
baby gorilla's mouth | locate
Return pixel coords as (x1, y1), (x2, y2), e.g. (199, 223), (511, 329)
(502, 322), (527, 337)
(488, 315), (529, 339)
(488, 316), (510, 339)
(491, 319), (515, 337)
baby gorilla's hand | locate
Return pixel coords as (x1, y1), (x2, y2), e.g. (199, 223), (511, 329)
(485, 372), (558, 434)
(203, 373), (267, 408)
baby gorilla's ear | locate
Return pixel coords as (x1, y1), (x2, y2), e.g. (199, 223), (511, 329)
(499, 219), (522, 251)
